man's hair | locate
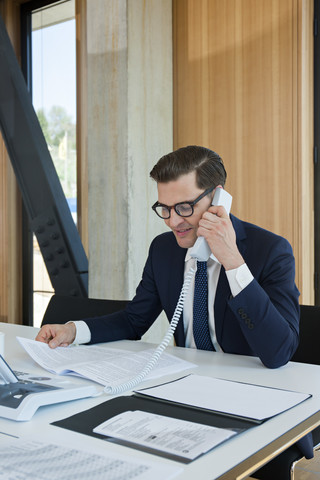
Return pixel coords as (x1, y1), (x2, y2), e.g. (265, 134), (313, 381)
(150, 145), (227, 189)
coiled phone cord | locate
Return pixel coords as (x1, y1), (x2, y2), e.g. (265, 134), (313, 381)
(104, 266), (196, 395)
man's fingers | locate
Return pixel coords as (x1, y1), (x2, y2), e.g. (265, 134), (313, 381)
(35, 325), (54, 343)
(48, 337), (62, 349)
(35, 323), (76, 348)
(207, 205), (229, 218)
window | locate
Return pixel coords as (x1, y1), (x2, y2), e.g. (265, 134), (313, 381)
(21, 0), (77, 326)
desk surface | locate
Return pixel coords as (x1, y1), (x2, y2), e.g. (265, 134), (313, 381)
(1, 322), (320, 480)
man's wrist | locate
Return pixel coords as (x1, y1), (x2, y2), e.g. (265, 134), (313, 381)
(70, 320), (91, 345)
(226, 263), (254, 297)
(223, 253), (245, 271)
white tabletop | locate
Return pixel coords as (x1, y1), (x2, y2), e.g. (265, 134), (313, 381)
(1, 322), (320, 480)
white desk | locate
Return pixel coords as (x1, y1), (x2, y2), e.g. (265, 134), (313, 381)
(1, 322), (320, 480)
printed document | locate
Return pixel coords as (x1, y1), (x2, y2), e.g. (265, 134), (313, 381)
(94, 410), (236, 461)
(0, 436), (182, 480)
(136, 374), (311, 421)
(17, 337), (196, 387)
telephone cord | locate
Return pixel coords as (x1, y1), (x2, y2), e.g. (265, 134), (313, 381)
(104, 266), (196, 395)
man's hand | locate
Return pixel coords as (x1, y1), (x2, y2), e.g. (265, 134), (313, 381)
(197, 205), (244, 270)
(35, 323), (76, 349)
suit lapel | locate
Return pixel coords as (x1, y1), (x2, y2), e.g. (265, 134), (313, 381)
(214, 215), (247, 344)
(214, 266), (230, 343)
(168, 242), (187, 346)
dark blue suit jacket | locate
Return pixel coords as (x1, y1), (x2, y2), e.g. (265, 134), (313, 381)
(87, 214), (300, 368)
(85, 215), (313, 458)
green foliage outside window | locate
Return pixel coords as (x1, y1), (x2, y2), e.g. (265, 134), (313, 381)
(37, 106), (76, 199)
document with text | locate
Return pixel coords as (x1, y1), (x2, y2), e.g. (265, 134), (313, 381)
(94, 410), (236, 461)
(17, 337), (196, 388)
(0, 436), (182, 480)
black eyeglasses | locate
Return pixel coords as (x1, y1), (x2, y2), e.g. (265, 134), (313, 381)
(152, 186), (215, 219)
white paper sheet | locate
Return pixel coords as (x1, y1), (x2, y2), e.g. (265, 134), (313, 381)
(0, 436), (182, 480)
(136, 374), (311, 421)
(94, 410), (236, 460)
(17, 337), (196, 387)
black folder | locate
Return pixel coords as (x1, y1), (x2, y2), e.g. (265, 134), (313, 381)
(52, 394), (259, 463)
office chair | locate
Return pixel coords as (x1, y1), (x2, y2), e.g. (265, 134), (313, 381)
(254, 304), (320, 480)
(41, 294), (129, 326)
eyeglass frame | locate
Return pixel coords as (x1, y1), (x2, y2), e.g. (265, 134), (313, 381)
(152, 185), (215, 219)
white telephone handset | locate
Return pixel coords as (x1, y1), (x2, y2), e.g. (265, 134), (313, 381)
(190, 187), (232, 262)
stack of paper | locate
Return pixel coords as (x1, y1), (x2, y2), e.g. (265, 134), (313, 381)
(17, 337), (196, 388)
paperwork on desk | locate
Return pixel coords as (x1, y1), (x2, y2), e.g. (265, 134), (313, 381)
(135, 374), (311, 421)
(0, 435), (182, 480)
(93, 410), (236, 461)
(16, 337), (196, 387)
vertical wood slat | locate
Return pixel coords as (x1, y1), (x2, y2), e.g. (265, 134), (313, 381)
(0, 137), (9, 323)
(0, 0), (23, 324)
(76, 0), (88, 255)
(173, 0), (314, 303)
(297, 0), (314, 305)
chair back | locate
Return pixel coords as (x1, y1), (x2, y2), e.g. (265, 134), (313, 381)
(291, 305), (320, 365)
(41, 295), (128, 326)
(249, 304), (320, 480)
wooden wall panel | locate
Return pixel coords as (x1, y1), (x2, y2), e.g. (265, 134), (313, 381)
(76, 0), (88, 255)
(0, 0), (23, 324)
(173, 0), (314, 302)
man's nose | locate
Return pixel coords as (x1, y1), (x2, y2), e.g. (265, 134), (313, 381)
(168, 208), (184, 228)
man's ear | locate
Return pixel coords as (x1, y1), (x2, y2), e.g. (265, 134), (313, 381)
(210, 185), (222, 201)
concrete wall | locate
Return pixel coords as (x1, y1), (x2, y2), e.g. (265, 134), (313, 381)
(87, 0), (172, 343)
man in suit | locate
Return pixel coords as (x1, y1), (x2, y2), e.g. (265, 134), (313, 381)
(36, 145), (300, 368)
(36, 145), (314, 459)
